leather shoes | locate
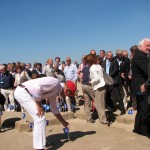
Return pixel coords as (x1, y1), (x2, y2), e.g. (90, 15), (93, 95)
(86, 118), (95, 123)
(120, 109), (126, 115)
(101, 121), (109, 124)
(111, 107), (116, 112)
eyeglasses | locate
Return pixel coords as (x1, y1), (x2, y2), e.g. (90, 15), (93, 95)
(66, 59), (71, 61)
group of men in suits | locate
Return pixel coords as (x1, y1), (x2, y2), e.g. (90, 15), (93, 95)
(100, 38), (150, 137)
(101, 50), (127, 115)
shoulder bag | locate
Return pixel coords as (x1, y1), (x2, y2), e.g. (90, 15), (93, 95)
(103, 69), (114, 91)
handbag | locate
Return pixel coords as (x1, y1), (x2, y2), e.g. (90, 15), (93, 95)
(103, 69), (114, 91)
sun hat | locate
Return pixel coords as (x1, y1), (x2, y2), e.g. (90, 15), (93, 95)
(66, 80), (76, 96)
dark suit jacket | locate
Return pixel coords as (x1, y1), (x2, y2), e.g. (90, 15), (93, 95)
(31, 69), (42, 77)
(146, 54), (150, 86)
(120, 57), (130, 81)
(0, 71), (14, 89)
(131, 50), (148, 94)
(146, 54), (150, 103)
(101, 59), (121, 85)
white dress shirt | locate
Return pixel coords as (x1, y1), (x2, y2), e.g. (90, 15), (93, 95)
(106, 59), (110, 74)
(90, 64), (105, 91)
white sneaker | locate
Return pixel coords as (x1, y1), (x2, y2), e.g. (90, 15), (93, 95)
(21, 108), (26, 112)
(6, 108), (10, 112)
(68, 110), (72, 113)
(10, 109), (15, 112)
(4, 105), (7, 111)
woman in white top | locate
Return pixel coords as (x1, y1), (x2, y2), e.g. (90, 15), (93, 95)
(14, 65), (25, 87)
(14, 65), (29, 112)
(85, 54), (107, 124)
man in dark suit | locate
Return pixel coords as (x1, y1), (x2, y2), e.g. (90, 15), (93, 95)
(99, 50), (106, 61)
(0, 65), (15, 111)
(141, 54), (150, 105)
(31, 63), (42, 78)
(101, 51), (126, 115)
(146, 54), (150, 104)
(119, 51), (130, 108)
(132, 38), (150, 137)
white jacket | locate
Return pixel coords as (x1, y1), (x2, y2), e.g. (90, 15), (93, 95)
(90, 64), (105, 91)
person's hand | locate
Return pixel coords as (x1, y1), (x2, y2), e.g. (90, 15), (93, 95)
(121, 73), (125, 79)
(12, 88), (15, 93)
(128, 75), (132, 80)
(36, 102), (44, 117)
(89, 80), (92, 85)
(140, 84), (146, 93)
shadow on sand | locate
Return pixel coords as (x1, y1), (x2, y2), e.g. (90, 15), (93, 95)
(46, 130), (96, 150)
(0, 117), (21, 133)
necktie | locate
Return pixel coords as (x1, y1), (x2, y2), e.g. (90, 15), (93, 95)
(106, 61), (110, 74)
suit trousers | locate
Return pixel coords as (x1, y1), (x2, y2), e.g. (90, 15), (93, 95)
(94, 86), (107, 123)
(133, 94), (150, 136)
(105, 90), (114, 110)
(82, 84), (95, 121)
(14, 86), (46, 149)
(112, 84), (125, 111)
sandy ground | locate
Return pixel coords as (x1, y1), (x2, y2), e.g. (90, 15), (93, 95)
(0, 118), (150, 150)
(0, 82), (149, 150)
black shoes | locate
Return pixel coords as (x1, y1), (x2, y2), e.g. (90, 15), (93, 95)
(86, 118), (95, 123)
(120, 109), (126, 115)
(101, 121), (109, 125)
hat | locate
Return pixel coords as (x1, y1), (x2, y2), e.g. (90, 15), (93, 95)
(66, 80), (76, 96)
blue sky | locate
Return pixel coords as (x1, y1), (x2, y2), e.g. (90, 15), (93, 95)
(0, 0), (150, 65)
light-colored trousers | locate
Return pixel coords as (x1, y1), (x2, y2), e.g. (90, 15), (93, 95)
(1, 88), (15, 110)
(14, 86), (46, 149)
(120, 82), (128, 108)
(82, 84), (95, 121)
(94, 86), (106, 123)
(65, 96), (72, 111)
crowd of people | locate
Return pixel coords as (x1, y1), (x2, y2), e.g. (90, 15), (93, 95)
(0, 38), (150, 149)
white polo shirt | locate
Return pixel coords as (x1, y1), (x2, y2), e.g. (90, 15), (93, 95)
(22, 77), (63, 101)
(22, 77), (63, 114)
